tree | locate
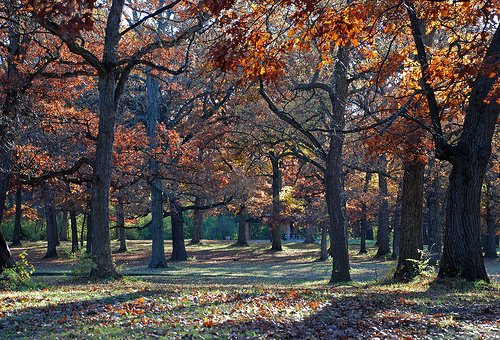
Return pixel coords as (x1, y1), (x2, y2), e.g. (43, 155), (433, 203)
(403, 1), (498, 281)
(375, 155), (390, 257)
(32, 0), (207, 277)
(394, 161), (425, 281)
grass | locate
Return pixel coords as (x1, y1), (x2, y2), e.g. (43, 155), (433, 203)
(2, 240), (499, 339)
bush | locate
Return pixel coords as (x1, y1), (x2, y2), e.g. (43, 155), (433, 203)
(0, 251), (35, 290)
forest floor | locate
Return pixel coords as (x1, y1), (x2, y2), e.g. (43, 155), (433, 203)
(1, 240), (499, 339)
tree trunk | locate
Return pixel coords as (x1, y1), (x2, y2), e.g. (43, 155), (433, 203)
(86, 211), (92, 255)
(426, 166), (443, 265)
(359, 172), (371, 254)
(11, 188), (22, 247)
(437, 27), (499, 280)
(169, 196), (187, 261)
(270, 153), (282, 251)
(304, 227), (316, 244)
(325, 45), (351, 283)
(0, 0), (20, 271)
(484, 180), (497, 258)
(318, 224), (329, 261)
(60, 211), (69, 242)
(405, 2), (498, 282)
(116, 193), (127, 253)
(146, 69), (167, 268)
(80, 212), (86, 248)
(89, 0), (125, 279)
(245, 221), (251, 241)
(392, 181), (402, 257)
(438, 160), (490, 281)
(44, 189), (58, 259)
(191, 196), (203, 245)
(235, 205), (248, 246)
(70, 211), (79, 252)
(394, 162), (425, 282)
(375, 158), (390, 257)
(89, 71), (118, 277)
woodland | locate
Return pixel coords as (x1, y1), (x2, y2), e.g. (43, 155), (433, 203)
(0, 0), (499, 338)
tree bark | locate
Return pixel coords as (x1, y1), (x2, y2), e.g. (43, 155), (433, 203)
(304, 226), (316, 244)
(191, 196), (204, 245)
(392, 181), (402, 257)
(11, 188), (22, 247)
(245, 221), (251, 241)
(86, 211), (92, 255)
(44, 189), (58, 259)
(89, 0), (125, 279)
(146, 69), (167, 268)
(325, 45), (351, 283)
(70, 210), (79, 252)
(426, 165), (443, 265)
(235, 205), (248, 246)
(439, 160), (490, 281)
(359, 171), (371, 254)
(270, 152), (282, 251)
(319, 224), (329, 261)
(80, 212), (86, 248)
(375, 157), (390, 257)
(169, 196), (187, 261)
(60, 211), (69, 242)
(116, 192), (127, 253)
(394, 162), (425, 282)
(0, 0), (21, 270)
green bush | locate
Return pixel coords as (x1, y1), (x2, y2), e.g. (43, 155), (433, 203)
(0, 251), (35, 290)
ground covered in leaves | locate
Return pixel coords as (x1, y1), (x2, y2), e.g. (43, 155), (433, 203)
(2, 241), (499, 339)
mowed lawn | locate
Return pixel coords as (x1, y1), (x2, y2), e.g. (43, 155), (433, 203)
(2, 240), (499, 339)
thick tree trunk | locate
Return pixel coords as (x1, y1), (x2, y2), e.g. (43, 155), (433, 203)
(89, 71), (119, 278)
(438, 160), (490, 281)
(270, 153), (282, 251)
(60, 211), (69, 242)
(44, 189), (58, 259)
(0, 1), (20, 270)
(11, 188), (22, 247)
(191, 197), (204, 245)
(116, 193), (127, 253)
(325, 45), (351, 283)
(318, 224), (329, 261)
(90, 70), (120, 278)
(394, 162), (425, 282)
(375, 160), (390, 257)
(437, 27), (498, 280)
(146, 70), (167, 268)
(359, 172), (371, 254)
(70, 211), (79, 252)
(235, 205), (248, 246)
(169, 196), (187, 261)
(89, 0), (125, 279)
(405, 2), (498, 282)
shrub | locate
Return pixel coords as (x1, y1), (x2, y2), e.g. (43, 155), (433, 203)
(0, 251), (35, 290)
